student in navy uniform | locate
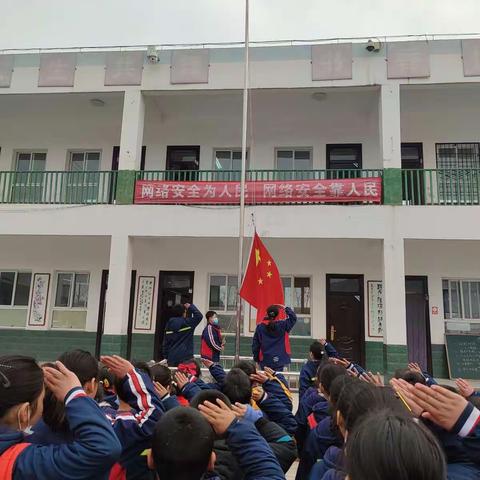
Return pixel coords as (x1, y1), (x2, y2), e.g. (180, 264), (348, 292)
(252, 304), (297, 371)
(200, 311), (224, 363)
(163, 302), (203, 367)
(0, 355), (121, 480)
(298, 340), (327, 399)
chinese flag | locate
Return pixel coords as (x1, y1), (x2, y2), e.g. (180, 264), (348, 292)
(240, 232), (285, 323)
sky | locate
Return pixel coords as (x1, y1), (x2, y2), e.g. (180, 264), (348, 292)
(0, 0), (479, 50)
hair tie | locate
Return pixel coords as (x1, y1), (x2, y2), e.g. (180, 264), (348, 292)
(0, 370), (11, 388)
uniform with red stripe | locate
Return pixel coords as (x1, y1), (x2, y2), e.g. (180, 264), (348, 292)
(101, 368), (164, 480)
(200, 312), (224, 363)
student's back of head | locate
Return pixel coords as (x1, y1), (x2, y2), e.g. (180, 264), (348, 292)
(317, 363), (346, 397)
(151, 363), (172, 388)
(152, 407), (215, 480)
(222, 368), (252, 404)
(171, 304), (185, 318)
(394, 368), (426, 385)
(234, 360), (257, 377)
(346, 410), (447, 480)
(328, 375), (356, 410)
(190, 389), (232, 410)
(309, 341), (325, 361)
(58, 349), (99, 396)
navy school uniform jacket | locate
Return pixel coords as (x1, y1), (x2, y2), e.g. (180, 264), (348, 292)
(163, 304), (203, 366)
(0, 388), (121, 480)
(252, 307), (297, 370)
(299, 360), (323, 399)
(295, 388), (326, 454)
(201, 323), (223, 363)
(263, 372), (294, 412)
(451, 403), (480, 467)
(257, 390), (297, 435)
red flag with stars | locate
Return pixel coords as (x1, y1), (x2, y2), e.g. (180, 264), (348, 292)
(240, 232), (285, 323)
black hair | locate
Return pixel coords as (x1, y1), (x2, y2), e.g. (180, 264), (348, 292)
(172, 304), (185, 318)
(309, 341), (325, 361)
(346, 410), (447, 480)
(206, 311), (217, 321)
(318, 363), (347, 396)
(222, 368), (252, 404)
(97, 364), (129, 403)
(57, 350), (98, 386)
(152, 407), (215, 480)
(266, 305), (279, 320)
(329, 375), (356, 409)
(0, 355), (44, 420)
(150, 364), (172, 388)
(234, 360), (257, 377)
(41, 363), (69, 433)
(394, 368), (426, 386)
(132, 361), (152, 379)
(190, 389), (232, 410)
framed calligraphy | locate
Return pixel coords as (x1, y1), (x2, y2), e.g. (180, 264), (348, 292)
(28, 273), (50, 327)
(368, 280), (384, 338)
(134, 276), (156, 331)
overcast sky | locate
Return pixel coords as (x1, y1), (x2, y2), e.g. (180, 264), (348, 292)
(1, 0), (479, 50)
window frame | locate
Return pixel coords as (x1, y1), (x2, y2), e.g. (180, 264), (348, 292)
(53, 271), (90, 311)
(67, 150), (102, 172)
(274, 147), (313, 171)
(212, 148), (249, 171)
(443, 278), (480, 321)
(12, 150), (48, 171)
(0, 270), (33, 309)
(435, 143), (480, 170)
(207, 273), (239, 335)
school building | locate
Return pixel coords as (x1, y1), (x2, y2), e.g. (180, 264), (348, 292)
(1, 37), (480, 377)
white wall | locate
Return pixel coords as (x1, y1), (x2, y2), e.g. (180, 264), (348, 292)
(401, 84), (480, 169)
(0, 93), (123, 171)
(0, 235), (110, 331)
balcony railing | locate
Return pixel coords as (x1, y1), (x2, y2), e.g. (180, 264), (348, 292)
(137, 168), (383, 182)
(0, 171), (117, 204)
(402, 169), (480, 205)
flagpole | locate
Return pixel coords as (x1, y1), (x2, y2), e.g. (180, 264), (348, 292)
(235, 0), (249, 362)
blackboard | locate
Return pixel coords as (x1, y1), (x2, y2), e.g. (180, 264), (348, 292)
(445, 334), (480, 380)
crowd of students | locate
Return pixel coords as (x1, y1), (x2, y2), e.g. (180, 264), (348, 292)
(0, 302), (479, 479)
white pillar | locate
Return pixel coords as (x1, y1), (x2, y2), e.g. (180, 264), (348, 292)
(382, 235), (407, 345)
(379, 84), (402, 168)
(104, 235), (133, 336)
(119, 90), (145, 170)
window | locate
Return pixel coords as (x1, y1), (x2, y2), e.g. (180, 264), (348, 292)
(214, 150), (248, 181)
(436, 143), (480, 203)
(12, 152), (47, 202)
(276, 149), (312, 170)
(282, 276), (312, 336)
(55, 273), (90, 309)
(443, 279), (480, 320)
(66, 151), (101, 203)
(69, 151), (100, 172)
(208, 274), (238, 334)
(0, 271), (32, 307)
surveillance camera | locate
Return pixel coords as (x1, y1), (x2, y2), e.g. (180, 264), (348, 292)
(366, 39), (382, 53)
(147, 46), (159, 64)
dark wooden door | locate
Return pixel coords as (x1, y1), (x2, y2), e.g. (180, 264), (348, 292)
(326, 275), (365, 364)
(111, 145), (146, 171)
(154, 271), (195, 360)
(401, 143), (424, 204)
(166, 146), (200, 181)
(326, 144), (362, 179)
(405, 276), (431, 372)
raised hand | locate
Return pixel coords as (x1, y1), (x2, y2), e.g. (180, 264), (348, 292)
(250, 371), (269, 385)
(390, 378), (423, 417)
(198, 399), (236, 435)
(232, 402), (248, 419)
(100, 355), (134, 378)
(202, 358), (214, 369)
(456, 378), (475, 398)
(318, 338), (327, 346)
(154, 381), (169, 399)
(263, 366), (276, 378)
(174, 371), (189, 391)
(44, 361), (81, 402)
(408, 362), (422, 373)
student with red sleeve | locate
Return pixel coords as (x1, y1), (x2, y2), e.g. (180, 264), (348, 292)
(200, 311), (224, 363)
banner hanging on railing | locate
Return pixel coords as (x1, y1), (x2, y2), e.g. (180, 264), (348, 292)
(134, 177), (382, 204)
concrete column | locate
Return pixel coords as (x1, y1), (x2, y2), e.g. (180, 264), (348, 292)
(379, 84), (403, 205)
(116, 90), (145, 204)
(382, 235), (408, 375)
(102, 235), (133, 355)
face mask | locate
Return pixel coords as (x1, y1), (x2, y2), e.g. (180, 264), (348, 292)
(212, 317), (219, 326)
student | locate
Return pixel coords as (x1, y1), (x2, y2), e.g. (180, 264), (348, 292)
(252, 304), (297, 371)
(30, 349), (99, 445)
(149, 400), (285, 480)
(299, 340), (326, 399)
(163, 303), (203, 367)
(345, 410), (447, 480)
(190, 390), (296, 478)
(201, 310), (224, 363)
(150, 363), (181, 411)
(0, 355), (121, 479)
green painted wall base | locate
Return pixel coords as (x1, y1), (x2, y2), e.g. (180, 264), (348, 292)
(101, 334), (127, 357)
(383, 344), (409, 378)
(365, 341), (384, 373)
(432, 344), (449, 378)
(115, 170), (136, 205)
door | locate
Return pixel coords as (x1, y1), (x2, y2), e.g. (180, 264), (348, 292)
(66, 151), (100, 203)
(154, 271), (195, 360)
(401, 143), (424, 204)
(12, 152), (47, 203)
(326, 144), (362, 179)
(111, 145), (146, 171)
(405, 276), (431, 372)
(166, 146), (200, 181)
(326, 274), (365, 364)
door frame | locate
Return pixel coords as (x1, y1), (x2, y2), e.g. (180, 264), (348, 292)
(95, 269), (109, 358)
(125, 270), (137, 360)
(326, 144), (363, 170)
(166, 145), (201, 171)
(326, 274), (365, 365)
(401, 143), (424, 169)
(154, 270), (195, 360)
(405, 275), (432, 372)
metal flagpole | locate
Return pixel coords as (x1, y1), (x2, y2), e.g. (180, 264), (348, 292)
(235, 0), (250, 362)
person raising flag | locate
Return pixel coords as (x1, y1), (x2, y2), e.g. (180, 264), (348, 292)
(240, 232), (296, 371)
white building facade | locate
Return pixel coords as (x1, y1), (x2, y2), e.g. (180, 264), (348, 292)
(1, 38), (480, 376)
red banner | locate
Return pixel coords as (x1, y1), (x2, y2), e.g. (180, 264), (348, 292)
(134, 177), (382, 204)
